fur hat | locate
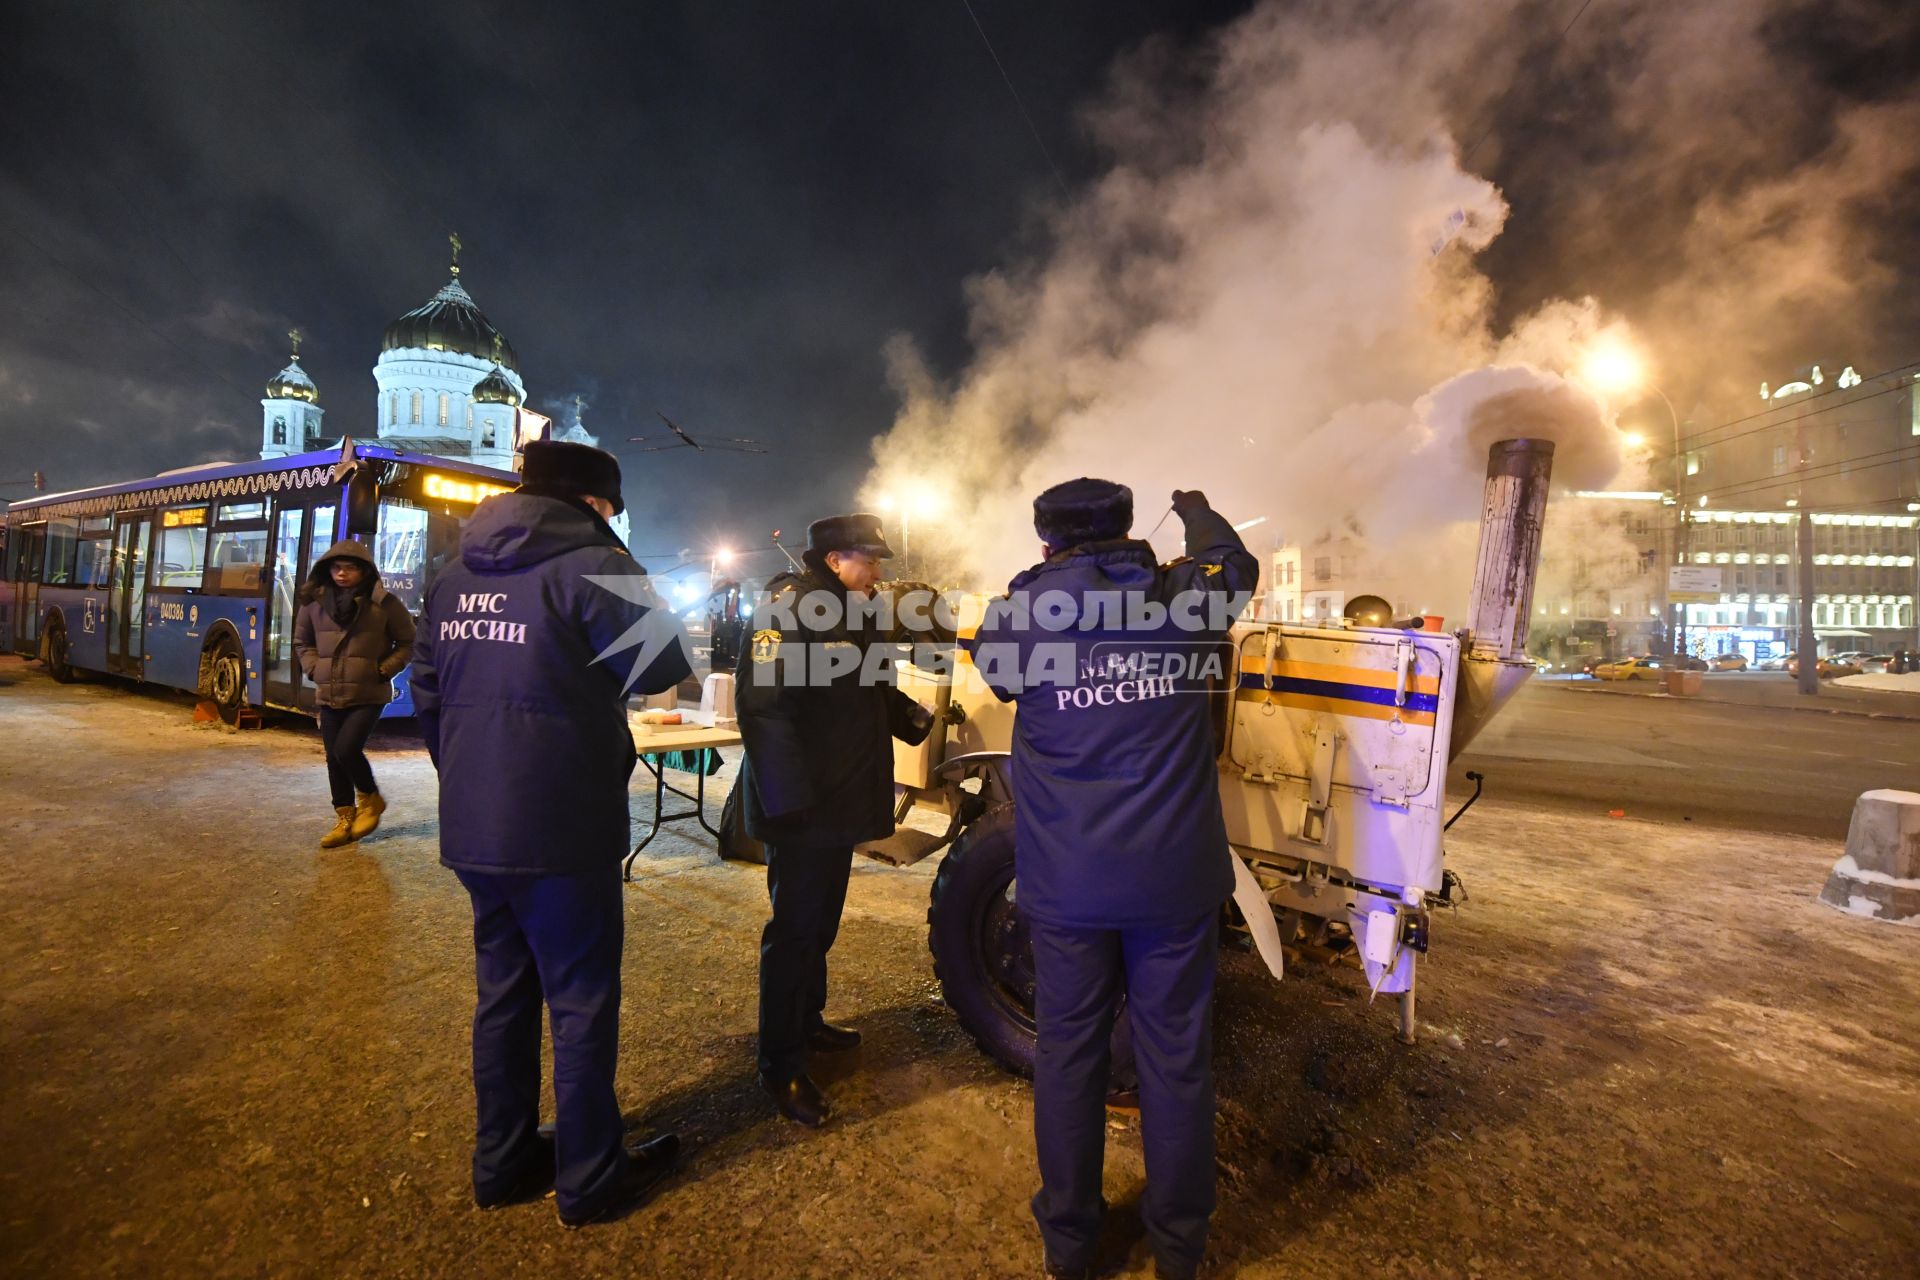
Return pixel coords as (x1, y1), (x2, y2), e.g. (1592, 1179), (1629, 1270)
(806, 513), (894, 559)
(1034, 477), (1133, 549)
(518, 440), (625, 515)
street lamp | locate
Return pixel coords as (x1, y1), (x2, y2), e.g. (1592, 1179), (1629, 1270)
(1582, 341), (1691, 656)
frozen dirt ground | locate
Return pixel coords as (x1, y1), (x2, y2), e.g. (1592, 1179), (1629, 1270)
(1, 655), (1916, 1278)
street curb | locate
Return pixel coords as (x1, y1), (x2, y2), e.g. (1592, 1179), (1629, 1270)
(1557, 681), (1920, 724)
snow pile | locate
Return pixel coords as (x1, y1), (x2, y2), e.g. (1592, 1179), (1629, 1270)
(1835, 670), (1920, 695)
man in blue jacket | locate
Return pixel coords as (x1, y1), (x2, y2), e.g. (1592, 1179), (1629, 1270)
(968, 480), (1257, 1280)
(410, 441), (692, 1228)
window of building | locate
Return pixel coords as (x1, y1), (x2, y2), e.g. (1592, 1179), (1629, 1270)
(388, 391), (398, 426)
(1314, 556), (1331, 582)
(438, 393), (450, 427)
(411, 391), (422, 425)
(272, 416), (286, 445)
(481, 416), (496, 448)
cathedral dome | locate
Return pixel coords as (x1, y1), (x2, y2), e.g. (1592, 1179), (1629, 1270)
(472, 364), (522, 407)
(381, 274), (519, 371)
(265, 357), (318, 404)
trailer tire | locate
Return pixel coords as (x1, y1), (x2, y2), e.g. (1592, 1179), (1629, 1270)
(927, 803), (1136, 1088)
(43, 622), (77, 684)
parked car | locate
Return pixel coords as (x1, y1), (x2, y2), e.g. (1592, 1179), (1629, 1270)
(1670, 654), (1709, 671)
(1760, 651), (1796, 672)
(1595, 655), (1665, 681)
(1859, 654), (1895, 674)
(1709, 653), (1748, 672)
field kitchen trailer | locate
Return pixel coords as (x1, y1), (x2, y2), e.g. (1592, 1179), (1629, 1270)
(839, 438), (1556, 1083)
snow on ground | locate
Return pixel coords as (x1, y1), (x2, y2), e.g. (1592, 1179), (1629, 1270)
(1836, 669), (1920, 693)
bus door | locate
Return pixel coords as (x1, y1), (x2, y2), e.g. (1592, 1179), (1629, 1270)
(264, 498), (308, 707)
(107, 513), (152, 676)
(13, 524), (46, 653)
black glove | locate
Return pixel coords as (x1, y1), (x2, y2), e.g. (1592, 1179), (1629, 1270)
(1171, 489), (1210, 516)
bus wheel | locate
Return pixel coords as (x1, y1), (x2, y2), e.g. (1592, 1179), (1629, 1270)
(43, 623), (77, 684)
(204, 637), (247, 725)
(927, 803), (1137, 1089)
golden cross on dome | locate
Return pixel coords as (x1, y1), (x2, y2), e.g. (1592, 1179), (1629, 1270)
(574, 394), (585, 417)
(491, 333), (502, 363)
(449, 231), (462, 277)
(288, 328), (302, 360)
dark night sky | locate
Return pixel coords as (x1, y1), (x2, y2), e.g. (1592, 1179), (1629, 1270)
(0, 0), (1252, 563)
(2, 0), (1916, 566)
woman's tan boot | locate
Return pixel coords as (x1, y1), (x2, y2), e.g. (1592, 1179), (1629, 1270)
(320, 806), (358, 848)
(349, 791), (387, 841)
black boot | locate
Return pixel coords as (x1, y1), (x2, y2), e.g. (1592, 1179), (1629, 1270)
(760, 1070), (830, 1127)
(556, 1133), (681, 1228)
(806, 1021), (862, 1052)
(475, 1134), (556, 1210)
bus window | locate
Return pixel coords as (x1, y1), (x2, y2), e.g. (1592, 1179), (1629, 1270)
(156, 507), (211, 589)
(75, 533), (114, 589)
(374, 502), (429, 612)
(217, 499), (267, 522)
(268, 505), (305, 679)
(309, 504), (338, 566)
(207, 526), (269, 592)
(42, 519), (80, 585)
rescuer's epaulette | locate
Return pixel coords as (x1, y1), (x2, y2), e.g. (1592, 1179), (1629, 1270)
(1161, 556), (1193, 570)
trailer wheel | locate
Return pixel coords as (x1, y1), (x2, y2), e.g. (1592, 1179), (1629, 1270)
(927, 803), (1135, 1087)
(42, 622), (76, 684)
(203, 636), (246, 725)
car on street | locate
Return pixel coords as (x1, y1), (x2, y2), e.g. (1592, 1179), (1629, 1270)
(1594, 655), (1665, 681)
(1709, 653), (1748, 672)
(1760, 651), (1796, 672)
(1858, 654), (1895, 674)
(1785, 655), (1863, 679)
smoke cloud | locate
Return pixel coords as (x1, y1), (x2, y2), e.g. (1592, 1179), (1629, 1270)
(863, 0), (1920, 616)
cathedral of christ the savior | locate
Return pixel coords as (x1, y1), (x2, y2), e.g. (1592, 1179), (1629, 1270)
(256, 237), (597, 468)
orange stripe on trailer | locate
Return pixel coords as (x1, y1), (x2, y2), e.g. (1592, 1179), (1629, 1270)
(1238, 656), (1440, 696)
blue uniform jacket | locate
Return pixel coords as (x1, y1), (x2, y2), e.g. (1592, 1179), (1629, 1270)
(967, 502), (1258, 928)
(410, 493), (692, 875)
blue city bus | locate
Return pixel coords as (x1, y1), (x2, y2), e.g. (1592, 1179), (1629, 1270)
(0, 442), (517, 721)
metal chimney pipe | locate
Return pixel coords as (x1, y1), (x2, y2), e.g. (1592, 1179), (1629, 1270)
(1466, 438), (1555, 660)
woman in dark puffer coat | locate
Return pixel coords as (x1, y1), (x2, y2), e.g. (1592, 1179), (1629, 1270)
(293, 539), (416, 848)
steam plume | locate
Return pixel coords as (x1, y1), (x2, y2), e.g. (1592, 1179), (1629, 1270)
(863, 0), (1920, 615)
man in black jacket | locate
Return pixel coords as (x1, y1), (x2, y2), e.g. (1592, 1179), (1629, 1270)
(735, 513), (933, 1127)
(410, 441), (692, 1228)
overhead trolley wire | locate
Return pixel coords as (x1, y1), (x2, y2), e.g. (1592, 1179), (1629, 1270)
(956, 0), (1073, 200)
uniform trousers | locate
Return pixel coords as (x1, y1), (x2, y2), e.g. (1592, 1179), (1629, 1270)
(1029, 911), (1219, 1280)
(455, 863), (626, 1218)
(757, 843), (853, 1079)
